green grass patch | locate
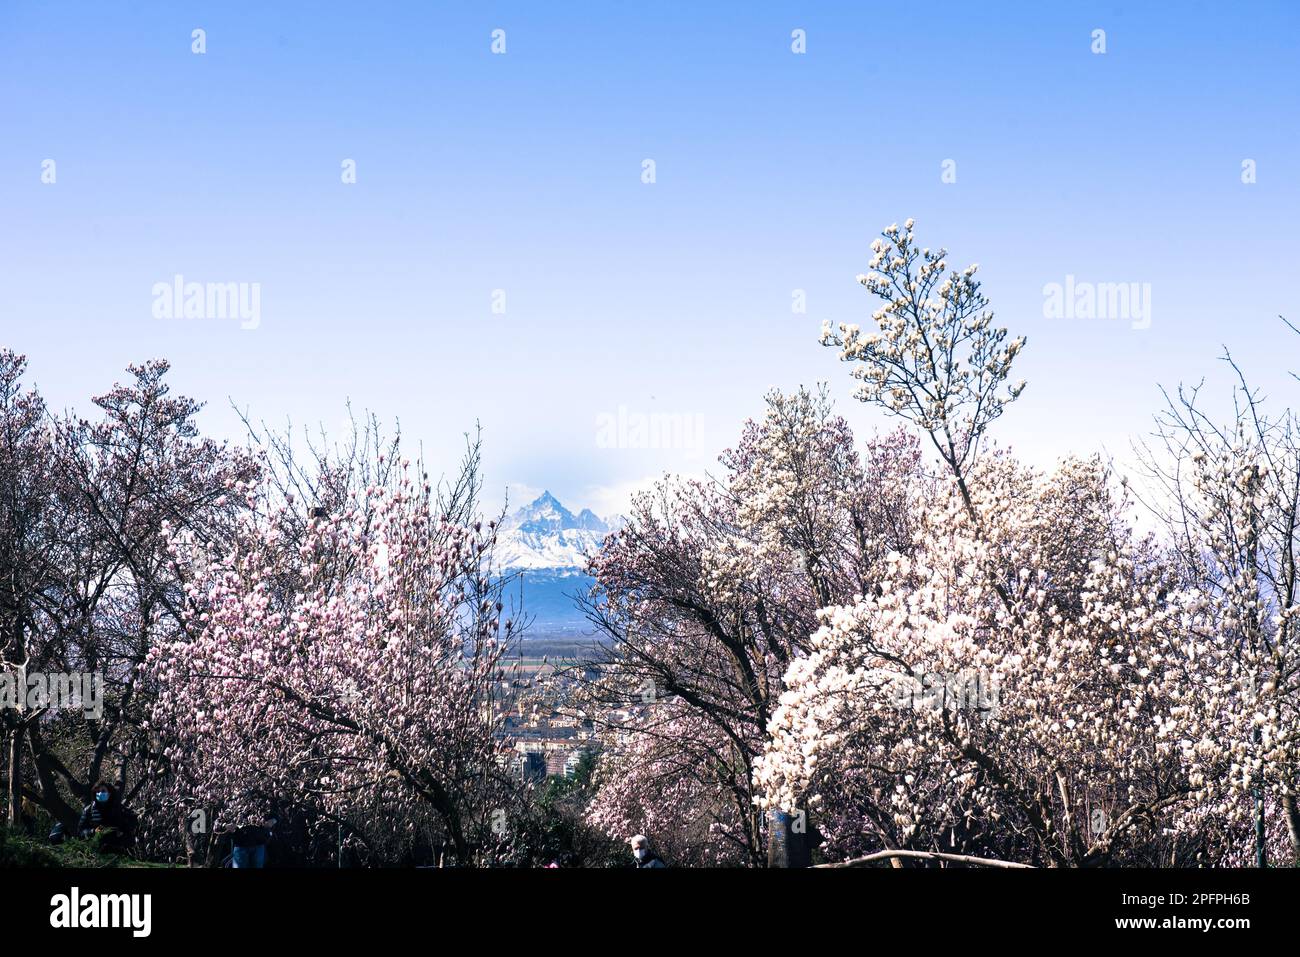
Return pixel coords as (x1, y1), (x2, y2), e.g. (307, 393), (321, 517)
(0, 825), (168, 868)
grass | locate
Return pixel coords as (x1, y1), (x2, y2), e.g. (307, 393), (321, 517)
(0, 825), (168, 868)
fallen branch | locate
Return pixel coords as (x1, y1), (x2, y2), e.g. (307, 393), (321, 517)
(815, 849), (1034, 869)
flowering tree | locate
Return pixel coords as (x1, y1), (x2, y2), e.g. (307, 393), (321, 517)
(0, 349), (60, 824)
(754, 222), (1224, 866)
(820, 219), (1024, 515)
(585, 704), (752, 866)
(145, 427), (516, 865)
(1135, 333), (1300, 864)
(581, 387), (923, 864)
(1, 353), (253, 831)
(755, 454), (1199, 865)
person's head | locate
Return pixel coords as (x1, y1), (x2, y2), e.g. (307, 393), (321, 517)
(92, 781), (115, 805)
(630, 834), (651, 862)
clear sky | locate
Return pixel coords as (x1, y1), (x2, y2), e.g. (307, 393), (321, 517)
(3, 1), (1297, 517)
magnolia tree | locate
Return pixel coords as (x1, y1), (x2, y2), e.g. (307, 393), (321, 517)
(145, 426), (517, 865)
(755, 453), (1202, 865)
(1135, 336), (1300, 865)
(752, 221), (1259, 866)
(585, 703), (752, 866)
(580, 387), (923, 864)
(820, 219), (1024, 513)
(0, 352), (254, 831)
(0, 349), (59, 824)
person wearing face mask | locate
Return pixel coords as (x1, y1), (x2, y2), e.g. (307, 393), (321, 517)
(629, 834), (666, 868)
(76, 780), (138, 855)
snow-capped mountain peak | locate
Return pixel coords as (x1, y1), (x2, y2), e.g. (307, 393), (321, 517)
(575, 508), (609, 532)
(508, 491), (577, 534)
(498, 492), (620, 569)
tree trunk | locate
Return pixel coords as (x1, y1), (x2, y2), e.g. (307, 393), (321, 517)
(27, 723), (80, 829)
(767, 808), (811, 868)
(5, 725), (21, 826)
(1282, 792), (1300, 864)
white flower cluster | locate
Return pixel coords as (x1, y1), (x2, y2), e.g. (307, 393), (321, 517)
(821, 221), (1025, 448)
(754, 455), (1221, 864)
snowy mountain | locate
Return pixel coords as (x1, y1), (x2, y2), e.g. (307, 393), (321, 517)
(497, 491), (622, 569)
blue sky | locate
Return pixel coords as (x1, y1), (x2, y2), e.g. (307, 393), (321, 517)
(2, 1), (1298, 517)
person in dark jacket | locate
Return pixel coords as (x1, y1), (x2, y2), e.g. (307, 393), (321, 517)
(77, 780), (138, 855)
(230, 817), (276, 868)
(629, 834), (666, 868)
(228, 800), (282, 868)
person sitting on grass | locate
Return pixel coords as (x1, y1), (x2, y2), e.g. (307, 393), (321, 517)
(76, 780), (138, 855)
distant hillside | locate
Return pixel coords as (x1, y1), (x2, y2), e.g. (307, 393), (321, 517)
(500, 567), (601, 640)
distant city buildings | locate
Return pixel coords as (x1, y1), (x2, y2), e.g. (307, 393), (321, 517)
(494, 642), (659, 786)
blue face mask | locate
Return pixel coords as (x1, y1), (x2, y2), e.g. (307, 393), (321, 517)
(95, 791), (110, 803)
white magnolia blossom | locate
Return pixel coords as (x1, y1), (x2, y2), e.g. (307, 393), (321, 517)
(762, 223), (1300, 864)
(755, 455), (1213, 864)
(823, 221), (1024, 453)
